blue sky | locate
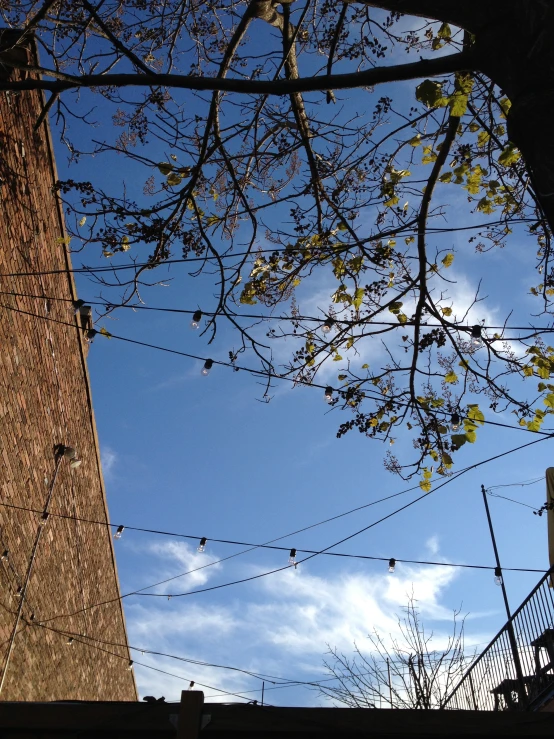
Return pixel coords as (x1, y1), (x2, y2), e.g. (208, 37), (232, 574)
(38, 9), (554, 705)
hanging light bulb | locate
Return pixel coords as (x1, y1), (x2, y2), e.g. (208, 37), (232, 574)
(450, 412), (461, 432)
(85, 328), (97, 343)
(470, 325), (483, 349)
(190, 310), (202, 330)
(188, 681), (195, 691)
(67, 637), (74, 646)
(494, 566), (503, 586)
(72, 299), (85, 314)
(15, 586), (23, 599)
(127, 660), (134, 671)
(289, 548), (297, 565)
(114, 525), (125, 539)
(202, 359), (213, 376)
(321, 318), (335, 334)
(1, 550), (8, 561)
(39, 512), (49, 527)
(197, 537), (207, 553)
(324, 386), (333, 403)
(388, 558), (396, 573)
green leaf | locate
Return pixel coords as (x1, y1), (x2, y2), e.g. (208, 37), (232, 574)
(437, 22), (451, 39)
(544, 393), (554, 409)
(449, 92), (468, 117)
(416, 80), (447, 109)
(451, 433), (467, 448)
(498, 143), (521, 167)
(439, 172), (453, 183)
(157, 162), (173, 175)
(465, 430), (477, 443)
(353, 287), (365, 310)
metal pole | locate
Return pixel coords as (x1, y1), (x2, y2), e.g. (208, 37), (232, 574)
(481, 484), (527, 708)
(261, 681), (264, 707)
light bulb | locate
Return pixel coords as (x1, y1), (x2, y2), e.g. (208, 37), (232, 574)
(72, 299), (85, 315)
(1, 550), (8, 561)
(15, 586), (23, 599)
(202, 359), (213, 376)
(324, 386), (333, 403)
(450, 412), (461, 432)
(191, 310), (202, 330)
(85, 328), (97, 343)
(188, 681), (195, 691)
(127, 660), (134, 670)
(321, 318), (334, 334)
(197, 537), (207, 553)
(289, 548), (297, 565)
(494, 566), (503, 586)
(39, 512), (49, 527)
(114, 525), (125, 539)
(388, 558), (396, 573)
(67, 637), (74, 646)
(470, 325), (483, 349)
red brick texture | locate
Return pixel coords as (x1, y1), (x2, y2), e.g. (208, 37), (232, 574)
(0, 40), (137, 701)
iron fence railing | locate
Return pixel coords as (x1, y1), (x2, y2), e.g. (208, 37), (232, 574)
(444, 567), (554, 711)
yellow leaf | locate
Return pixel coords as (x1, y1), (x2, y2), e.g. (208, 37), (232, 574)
(441, 306), (452, 317)
(78, 216), (86, 227)
(419, 480), (432, 493)
(441, 253), (454, 268)
(100, 327), (112, 339)
(444, 370), (458, 384)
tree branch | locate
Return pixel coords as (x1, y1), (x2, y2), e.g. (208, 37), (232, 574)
(0, 50), (474, 94)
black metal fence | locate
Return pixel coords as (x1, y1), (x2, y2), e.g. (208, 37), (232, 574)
(444, 567), (554, 711)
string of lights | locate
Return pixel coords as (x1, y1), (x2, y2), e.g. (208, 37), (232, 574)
(0, 498), (546, 575)
(26, 430), (551, 629)
(2, 287), (554, 334)
(0, 300), (550, 440)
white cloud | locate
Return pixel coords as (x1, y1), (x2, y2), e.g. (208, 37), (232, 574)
(144, 540), (222, 590)
(123, 541), (491, 705)
(101, 445), (117, 479)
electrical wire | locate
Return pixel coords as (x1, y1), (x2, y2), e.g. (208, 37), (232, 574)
(0, 499), (546, 575)
(2, 287), (554, 334)
(0, 216), (537, 280)
(0, 300), (550, 440)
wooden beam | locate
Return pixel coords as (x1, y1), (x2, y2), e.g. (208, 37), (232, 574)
(177, 691), (204, 739)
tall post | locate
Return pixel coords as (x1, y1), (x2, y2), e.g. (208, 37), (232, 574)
(387, 658), (393, 709)
(481, 484), (527, 708)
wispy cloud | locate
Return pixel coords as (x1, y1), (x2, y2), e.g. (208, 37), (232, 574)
(123, 541), (490, 705)
(101, 445), (117, 479)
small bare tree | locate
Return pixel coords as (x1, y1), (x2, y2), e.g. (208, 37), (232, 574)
(320, 597), (473, 709)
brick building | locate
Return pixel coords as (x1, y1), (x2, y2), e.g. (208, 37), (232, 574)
(0, 32), (137, 701)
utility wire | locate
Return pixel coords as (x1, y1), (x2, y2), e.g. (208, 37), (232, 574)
(0, 216), (536, 279)
(0, 300), (550, 439)
(2, 287), (554, 334)
(0, 499), (546, 574)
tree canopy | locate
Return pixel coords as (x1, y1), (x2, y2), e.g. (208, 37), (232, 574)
(2, 0), (554, 490)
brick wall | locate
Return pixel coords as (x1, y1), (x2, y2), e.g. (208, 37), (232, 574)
(0, 35), (137, 701)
